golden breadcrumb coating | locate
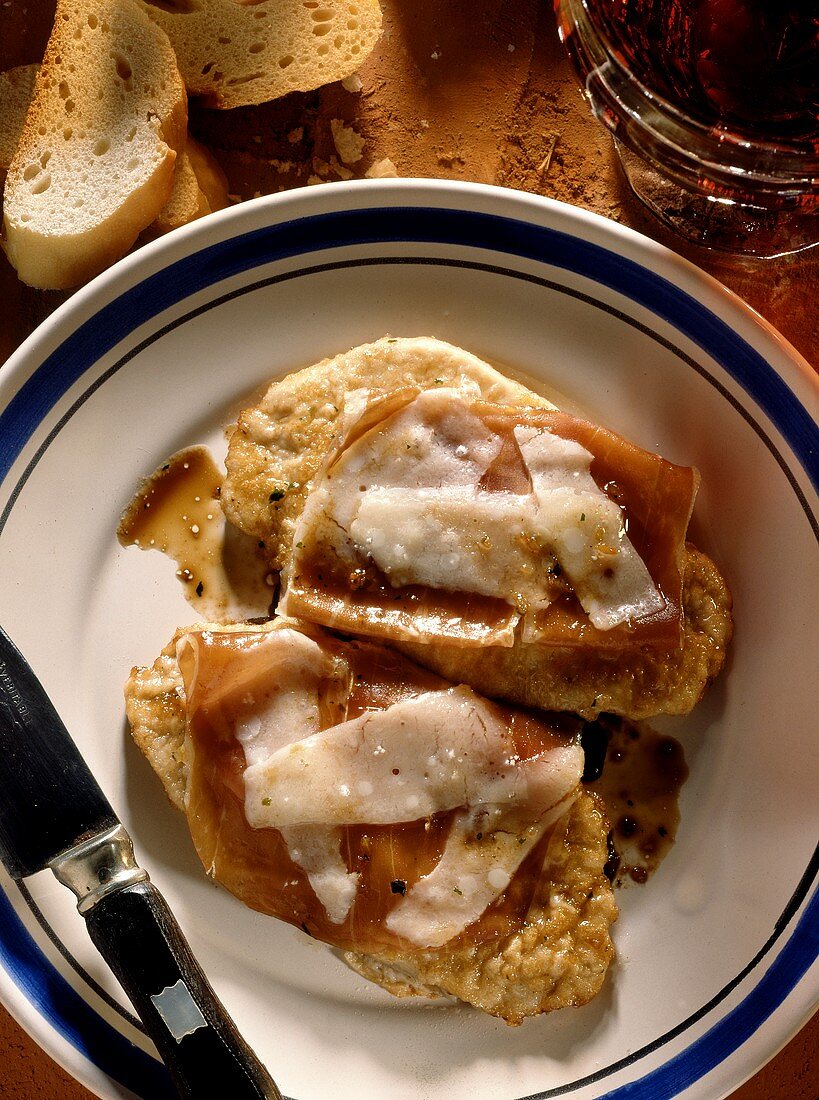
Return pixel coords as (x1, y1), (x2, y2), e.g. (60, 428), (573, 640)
(344, 791), (616, 1024)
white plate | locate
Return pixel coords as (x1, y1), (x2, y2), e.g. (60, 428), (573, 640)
(0, 181), (816, 1100)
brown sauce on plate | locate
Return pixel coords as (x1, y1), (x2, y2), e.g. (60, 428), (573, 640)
(118, 446), (273, 621)
(583, 715), (689, 885)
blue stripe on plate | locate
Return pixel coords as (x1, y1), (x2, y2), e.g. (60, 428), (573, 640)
(0, 885), (174, 1097)
(0, 207), (817, 489)
(0, 201), (817, 1099)
(599, 886), (819, 1099)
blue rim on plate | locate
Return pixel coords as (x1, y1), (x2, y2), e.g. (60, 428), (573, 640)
(0, 183), (817, 1100)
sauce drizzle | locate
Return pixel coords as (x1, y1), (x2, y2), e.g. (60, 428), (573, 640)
(118, 446), (273, 621)
(584, 715), (689, 885)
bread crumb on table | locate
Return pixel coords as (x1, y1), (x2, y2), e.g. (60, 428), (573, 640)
(329, 155), (354, 180)
(365, 158), (399, 179)
(330, 119), (366, 165)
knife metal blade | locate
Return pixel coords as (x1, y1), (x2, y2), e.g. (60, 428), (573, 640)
(0, 626), (281, 1099)
(0, 633), (118, 879)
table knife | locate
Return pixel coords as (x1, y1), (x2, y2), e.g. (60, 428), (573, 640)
(0, 626), (282, 1099)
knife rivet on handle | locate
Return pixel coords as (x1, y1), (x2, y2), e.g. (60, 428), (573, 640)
(50, 823), (149, 913)
(151, 979), (209, 1043)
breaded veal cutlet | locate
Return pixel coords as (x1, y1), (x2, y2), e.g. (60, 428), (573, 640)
(221, 337), (733, 721)
(125, 619), (618, 1024)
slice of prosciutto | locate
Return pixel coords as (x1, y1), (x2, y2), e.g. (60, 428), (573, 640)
(280, 389), (699, 649)
(177, 624), (583, 953)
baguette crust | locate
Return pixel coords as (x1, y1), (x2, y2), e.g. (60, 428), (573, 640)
(0, 65), (38, 184)
(124, 622), (617, 1023)
(3, 0), (187, 288)
(140, 0), (382, 110)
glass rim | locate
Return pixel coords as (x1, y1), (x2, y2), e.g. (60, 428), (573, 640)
(563, 0), (819, 185)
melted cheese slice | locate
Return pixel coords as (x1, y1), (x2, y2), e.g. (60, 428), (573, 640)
(179, 625), (584, 949)
(245, 680), (582, 945)
(246, 686), (581, 829)
(386, 797), (572, 948)
(350, 488), (543, 605)
(514, 427), (666, 629)
(283, 389), (693, 646)
(288, 389), (506, 572)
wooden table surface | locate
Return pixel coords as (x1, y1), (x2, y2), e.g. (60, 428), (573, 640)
(0, 2), (816, 1098)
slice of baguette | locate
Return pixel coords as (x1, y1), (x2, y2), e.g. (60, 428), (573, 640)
(184, 134), (229, 214)
(150, 135), (229, 235)
(3, 0), (187, 289)
(149, 144), (209, 235)
(0, 65), (38, 186)
(139, 0), (382, 109)
(0, 66), (227, 239)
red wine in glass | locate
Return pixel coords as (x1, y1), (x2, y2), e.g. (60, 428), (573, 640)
(593, 0), (819, 143)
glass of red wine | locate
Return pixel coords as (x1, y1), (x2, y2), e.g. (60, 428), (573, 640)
(555, 0), (819, 255)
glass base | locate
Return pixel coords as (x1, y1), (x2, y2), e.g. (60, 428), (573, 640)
(615, 142), (819, 258)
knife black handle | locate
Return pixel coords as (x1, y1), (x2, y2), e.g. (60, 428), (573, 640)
(84, 881), (282, 1100)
